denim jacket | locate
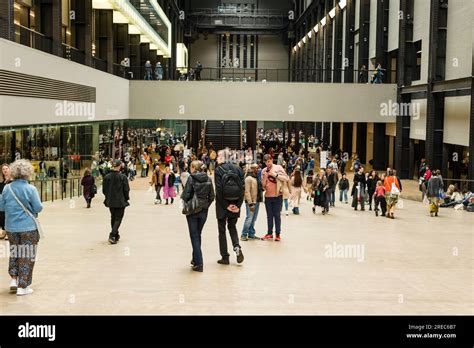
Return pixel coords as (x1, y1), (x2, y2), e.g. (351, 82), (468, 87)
(0, 179), (43, 233)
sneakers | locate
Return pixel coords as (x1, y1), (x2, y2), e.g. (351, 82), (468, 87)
(248, 235), (260, 240)
(217, 258), (230, 265)
(9, 279), (17, 292)
(154, 199), (159, 205)
(234, 246), (244, 264)
(261, 234), (273, 241)
(285, 211), (289, 216)
(17, 287), (34, 296)
(108, 237), (117, 244)
(240, 235), (248, 241)
(275, 235), (281, 242)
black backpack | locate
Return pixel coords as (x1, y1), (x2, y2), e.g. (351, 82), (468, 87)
(222, 167), (243, 201)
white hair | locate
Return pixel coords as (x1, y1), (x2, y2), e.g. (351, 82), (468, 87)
(9, 159), (34, 180)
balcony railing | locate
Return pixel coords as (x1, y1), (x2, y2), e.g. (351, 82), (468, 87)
(119, 66), (396, 84)
(13, 23), (54, 55)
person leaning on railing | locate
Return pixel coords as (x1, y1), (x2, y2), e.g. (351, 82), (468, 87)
(0, 159), (43, 296)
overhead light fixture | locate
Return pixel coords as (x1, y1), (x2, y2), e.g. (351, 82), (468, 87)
(339, 0), (347, 10)
(320, 17), (327, 27)
(14, 3), (21, 10)
(314, 24), (319, 33)
(140, 35), (151, 43)
(149, 43), (158, 50)
(128, 24), (141, 34)
(293, 46), (297, 51)
(329, 8), (336, 18)
(92, 0), (114, 9)
(308, 30), (312, 38)
(113, 11), (129, 23)
(303, 36), (307, 43)
(298, 41), (302, 48)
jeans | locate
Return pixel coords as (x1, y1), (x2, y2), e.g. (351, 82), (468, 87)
(186, 209), (208, 267)
(218, 217), (240, 258)
(339, 189), (348, 202)
(109, 207), (125, 240)
(283, 198), (289, 211)
(155, 185), (162, 201)
(241, 202), (260, 238)
(265, 196), (283, 235)
(174, 183), (180, 194)
(329, 188), (336, 206)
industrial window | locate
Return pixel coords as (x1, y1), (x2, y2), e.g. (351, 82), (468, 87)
(243, 35), (248, 68)
(414, 40), (422, 81)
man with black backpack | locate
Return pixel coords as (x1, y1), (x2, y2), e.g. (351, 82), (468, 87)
(214, 150), (245, 265)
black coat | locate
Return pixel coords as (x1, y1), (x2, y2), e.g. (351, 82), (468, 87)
(366, 175), (378, 193)
(351, 172), (367, 195)
(102, 171), (130, 208)
(214, 162), (244, 220)
(181, 172), (215, 211)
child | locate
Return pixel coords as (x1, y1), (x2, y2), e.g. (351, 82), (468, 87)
(304, 170), (314, 201)
(374, 180), (387, 217)
(174, 169), (181, 195)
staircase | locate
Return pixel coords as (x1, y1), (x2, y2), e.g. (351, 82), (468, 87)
(204, 121), (241, 150)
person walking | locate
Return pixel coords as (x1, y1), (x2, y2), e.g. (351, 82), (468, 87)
(0, 160), (43, 296)
(312, 169), (329, 215)
(81, 168), (95, 208)
(214, 150), (245, 264)
(326, 167), (338, 207)
(366, 170), (378, 211)
(338, 172), (349, 204)
(0, 163), (12, 240)
(103, 160), (130, 244)
(383, 169), (401, 219)
(150, 165), (164, 204)
(289, 169), (303, 215)
(182, 160), (215, 272)
(261, 154), (289, 241)
(281, 175), (291, 216)
(241, 164), (263, 241)
(373, 180), (387, 217)
(163, 166), (176, 205)
(427, 169), (444, 217)
(351, 166), (366, 211)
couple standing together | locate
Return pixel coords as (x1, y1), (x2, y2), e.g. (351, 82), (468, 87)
(182, 152), (289, 272)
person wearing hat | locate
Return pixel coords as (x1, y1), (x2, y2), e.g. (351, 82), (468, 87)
(241, 163), (262, 241)
(102, 159), (130, 244)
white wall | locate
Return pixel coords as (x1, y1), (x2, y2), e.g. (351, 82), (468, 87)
(0, 39), (129, 127)
(412, 0), (430, 84)
(409, 99), (427, 140)
(369, 0), (377, 60)
(129, 80), (397, 122)
(257, 35), (288, 69)
(387, 0), (399, 52)
(443, 96), (470, 146)
(445, 0), (472, 80)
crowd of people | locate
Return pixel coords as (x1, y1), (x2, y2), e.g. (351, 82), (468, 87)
(0, 141), (473, 294)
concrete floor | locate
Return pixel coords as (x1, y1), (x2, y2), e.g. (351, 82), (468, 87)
(0, 177), (472, 315)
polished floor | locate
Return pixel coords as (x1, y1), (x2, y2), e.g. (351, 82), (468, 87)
(0, 177), (472, 315)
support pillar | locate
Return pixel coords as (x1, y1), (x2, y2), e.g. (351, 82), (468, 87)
(190, 120), (201, 152)
(343, 123), (353, 155)
(373, 123), (387, 170)
(344, 0), (355, 82)
(246, 121), (257, 150)
(356, 123), (367, 163)
(358, 0), (370, 73)
(71, 0), (92, 66)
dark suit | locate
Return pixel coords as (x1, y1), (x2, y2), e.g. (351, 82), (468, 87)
(103, 170), (130, 240)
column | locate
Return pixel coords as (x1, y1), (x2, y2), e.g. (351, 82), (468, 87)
(342, 123), (353, 155)
(356, 123), (367, 163)
(344, 0), (356, 82)
(358, 0), (370, 73)
(372, 123), (387, 170)
(70, 0), (92, 66)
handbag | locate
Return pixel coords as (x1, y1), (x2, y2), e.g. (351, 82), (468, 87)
(182, 184), (202, 216)
(92, 184), (97, 195)
(6, 185), (44, 238)
(390, 182), (400, 196)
